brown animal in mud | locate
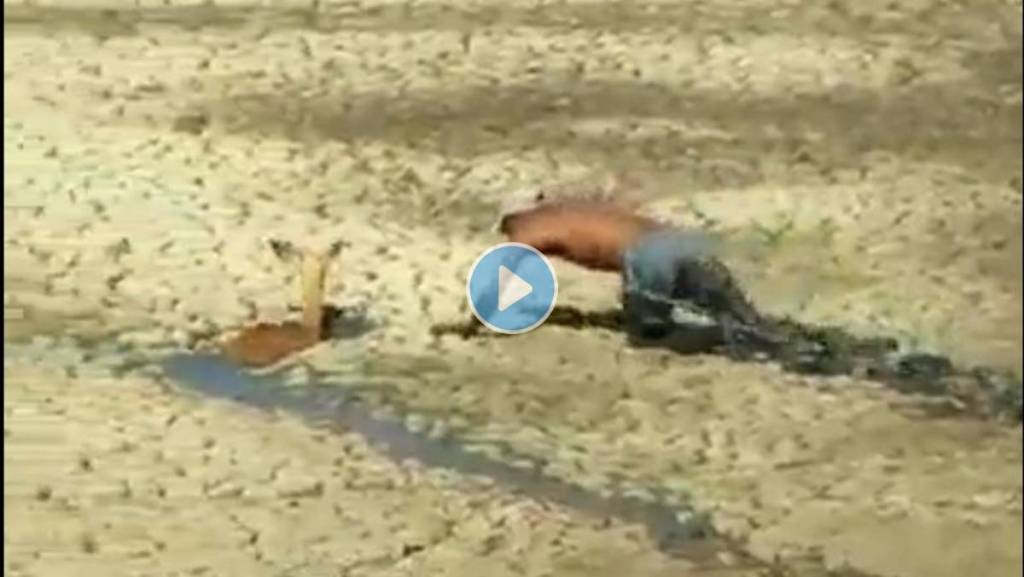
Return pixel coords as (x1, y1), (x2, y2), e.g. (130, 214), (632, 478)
(221, 239), (345, 368)
(498, 198), (667, 272)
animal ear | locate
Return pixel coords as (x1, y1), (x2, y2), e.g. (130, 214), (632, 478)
(267, 238), (299, 261)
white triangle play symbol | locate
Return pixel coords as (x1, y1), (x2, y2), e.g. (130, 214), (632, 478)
(498, 265), (533, 312)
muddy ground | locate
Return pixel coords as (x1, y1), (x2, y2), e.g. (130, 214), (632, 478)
(4, 0), (1022, 576)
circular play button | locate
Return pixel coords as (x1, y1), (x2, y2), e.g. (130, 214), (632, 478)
(466, 242), (558, 334)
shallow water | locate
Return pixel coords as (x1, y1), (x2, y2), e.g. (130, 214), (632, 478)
(159, 351), (896, 577)
(159, 352), (727, 557)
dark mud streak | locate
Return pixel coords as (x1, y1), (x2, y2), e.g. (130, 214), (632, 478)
(158, 352), (882, 576)
(159, 353), (721, 561)
(686, 318), (1024, 424)
(432, 305), (1024, 423)
(4, 333), (875, 574)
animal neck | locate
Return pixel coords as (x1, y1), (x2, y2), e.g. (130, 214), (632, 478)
(299, 253), (327, 338)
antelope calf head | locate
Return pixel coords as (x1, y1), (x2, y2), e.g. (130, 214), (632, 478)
(266, 238), (349, 337)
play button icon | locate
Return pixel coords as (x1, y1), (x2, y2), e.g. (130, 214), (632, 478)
(498, 266), (533, 311)
(467, 242), (558, 334)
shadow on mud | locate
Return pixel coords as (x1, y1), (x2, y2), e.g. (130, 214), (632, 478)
(431, 305), (1023, 424)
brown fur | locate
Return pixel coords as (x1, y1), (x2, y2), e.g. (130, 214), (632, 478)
(221, 321), (320, 368)
(499, 199), (666, 271)
(221, 239), (345, 368)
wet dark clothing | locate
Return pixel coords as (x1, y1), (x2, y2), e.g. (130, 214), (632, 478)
(618, 228), (1022, 422)
(619, 228), (763, 349)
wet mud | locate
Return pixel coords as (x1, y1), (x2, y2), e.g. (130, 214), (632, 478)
(162, 353), (717, 556)
(9, 305), (878, 575)
(433, 295), (1023, 424)
(159, 349), (880, 577)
